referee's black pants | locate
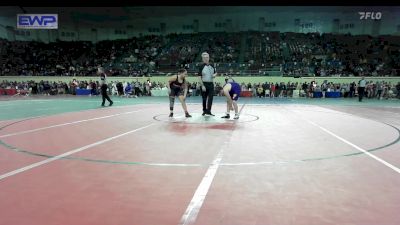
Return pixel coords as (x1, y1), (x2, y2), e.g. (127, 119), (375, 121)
(202, 82), (214, 114)
(101, 84), (113, 106)
(358, 87), (365, 102)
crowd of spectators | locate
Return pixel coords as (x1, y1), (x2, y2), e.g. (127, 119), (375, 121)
(237, 80), (400, 99)
(244, 32), (400, 76)
(2, 79), (399, 100)
(1, 32), (399, 77)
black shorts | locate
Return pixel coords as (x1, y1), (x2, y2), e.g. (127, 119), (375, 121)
(170, 87), (184, 97)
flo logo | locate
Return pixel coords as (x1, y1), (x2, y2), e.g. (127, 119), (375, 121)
(358, 12), (382, 20)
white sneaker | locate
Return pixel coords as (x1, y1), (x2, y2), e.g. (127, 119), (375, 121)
(234, 114), (239, 120)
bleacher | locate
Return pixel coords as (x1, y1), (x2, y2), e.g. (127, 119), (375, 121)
(1, 31), (400, 77)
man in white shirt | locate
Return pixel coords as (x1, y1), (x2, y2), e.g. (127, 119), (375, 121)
(358, 76), (366, 102)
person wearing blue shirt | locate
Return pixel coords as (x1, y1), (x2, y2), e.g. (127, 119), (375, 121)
(125, 82), (132, 97)
(221, 76), (241, 120)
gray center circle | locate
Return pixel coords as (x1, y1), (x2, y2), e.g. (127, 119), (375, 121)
(153, 113), (259, 124)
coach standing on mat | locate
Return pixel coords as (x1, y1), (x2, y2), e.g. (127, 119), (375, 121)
(358, 76), (366, 102)
(198, 52), (217, 116)
(98, 67), (113, 107)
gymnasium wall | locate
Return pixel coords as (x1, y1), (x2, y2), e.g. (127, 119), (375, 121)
(129, 7), (400, 35)
(1, 6), (400, 43)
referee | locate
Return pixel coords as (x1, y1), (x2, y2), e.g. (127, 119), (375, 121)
(198, 52), (217, 116)
(358, 76), (366, 102)
(98, 67), (113, 107)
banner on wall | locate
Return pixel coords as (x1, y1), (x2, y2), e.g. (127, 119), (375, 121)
(17, 14), (58, 29)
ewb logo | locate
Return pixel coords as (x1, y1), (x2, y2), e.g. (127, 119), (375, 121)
(17, 14), (58, 29)
(358, 12), (382, 20)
